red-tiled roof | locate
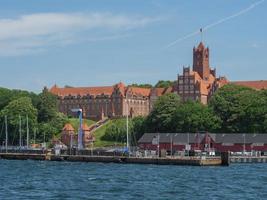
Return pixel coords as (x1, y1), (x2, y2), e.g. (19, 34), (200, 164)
(189, 70), (216, 95)
(127, 87), (151, 97)
(163, 86), (174, 94)
(151, 88), (165, 96)
(196, 42), (205, 50)
(50, 84), (114, 97)
(115, 82), (126, 96)
(82, 123), (90, 131)
(231, 80), (267, 90)
(62, 123), (75, 131)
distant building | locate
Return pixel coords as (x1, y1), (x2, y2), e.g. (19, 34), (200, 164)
(177, 42), (228, 104)
(231, 80), (267, 90)
(50, 83), (172, 120)
(138, 133), (267, 153)
(61, 123), (95, 147)
(61, 123), (76, 147)
(49, 42), (267, 118)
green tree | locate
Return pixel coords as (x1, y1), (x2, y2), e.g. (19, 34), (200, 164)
(131, 116), (147, 145)
(0, 97), (38, 145)
(0, 87), (40, 111)
(155, 80), (175, 88)
(37, 87), (58, 123)
(209, 84), (267, 133)
(172, 101), (221, 133)
(146, 93), (181, 132)
(38, 112), (68, 143)
(129, 83), (153, 88)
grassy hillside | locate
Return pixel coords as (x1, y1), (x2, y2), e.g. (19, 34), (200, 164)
(93, 120), (124, 147)
(63, 118), (124, 147)
(66, 118), (95, 131)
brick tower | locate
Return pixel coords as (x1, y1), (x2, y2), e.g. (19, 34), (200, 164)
(193, 42), (210, 80)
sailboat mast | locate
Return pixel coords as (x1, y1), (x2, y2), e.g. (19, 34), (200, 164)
(19, 115), (22, 147)
(33, 128), (36, 146)
(5, 115), (8, 153)
(126, 94), (129, 153)
(26, 115), (29, 148)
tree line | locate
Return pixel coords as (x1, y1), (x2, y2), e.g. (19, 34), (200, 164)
(0, 87), (67, 145)
(1, 84), (266, 146)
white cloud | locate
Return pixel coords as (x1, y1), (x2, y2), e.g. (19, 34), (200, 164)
(0, 12), (159, 56)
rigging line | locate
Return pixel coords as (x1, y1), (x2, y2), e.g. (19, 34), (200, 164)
(164, 0), (265, 49)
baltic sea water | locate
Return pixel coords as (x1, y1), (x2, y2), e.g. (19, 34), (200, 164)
(0, 159), (266, 199)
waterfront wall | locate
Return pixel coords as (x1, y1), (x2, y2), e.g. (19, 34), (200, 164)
(0, 153), (223, 166)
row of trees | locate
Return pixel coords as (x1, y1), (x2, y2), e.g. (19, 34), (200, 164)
(0, 87), (67, 145)
(147, 84), (267, 133)
(129, 80), (175, 89)
(1, 83), (266, 146)
(102, 84), (267, 145)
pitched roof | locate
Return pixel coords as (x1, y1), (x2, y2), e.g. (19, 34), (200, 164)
(155, 88), (165, 96)
(197, 42), (205, 50)
(50, 84), (115, 97)
(231, 80), (267, 90)
(62, 123), (75, 131)
(127, 87), (151, 97)
(189, 70), (216, 95)
(138, 133), (267, 144)
(82, 123), (90, 131)
(138, 133), (205, 144)
(164, 86), (174, 94)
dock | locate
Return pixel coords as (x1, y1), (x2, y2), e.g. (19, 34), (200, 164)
(0, 153), (227, 166)
(231, 156), (267, 163)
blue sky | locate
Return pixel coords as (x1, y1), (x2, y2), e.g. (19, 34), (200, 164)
(0, 0), (266, 92)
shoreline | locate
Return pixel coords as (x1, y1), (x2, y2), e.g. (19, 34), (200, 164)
(0, 153), (227, 166)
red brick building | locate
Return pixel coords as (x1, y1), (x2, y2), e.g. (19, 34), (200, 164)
(61, 123), (95, 147)
(138, 133), (267, 153)
(176, 42), (267, 104)
(50, 83), (172, 120)
(177, 42), (228, 104)
(49, 42), (267, 118)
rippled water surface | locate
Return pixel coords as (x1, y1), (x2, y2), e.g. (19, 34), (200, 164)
(0, 159), (267, 199)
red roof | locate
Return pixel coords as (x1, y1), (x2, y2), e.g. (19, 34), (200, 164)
(50, 84), (115, 97)
(62, 123), (75, 131)
(82, 123), (90, 131)
(231, 80), (267, 90)
(152, 88), (165, 96)
(127, 87), (151, 97)
(196, 42), (205, 50)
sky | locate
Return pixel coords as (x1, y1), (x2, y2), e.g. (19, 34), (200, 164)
(0, 0), (266, 93)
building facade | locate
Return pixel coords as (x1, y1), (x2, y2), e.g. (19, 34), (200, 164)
(177, 42), (228, 104)
(49, 42), (267, 118)
(50, 82), (171, 120)
(138, 133), (267, 153)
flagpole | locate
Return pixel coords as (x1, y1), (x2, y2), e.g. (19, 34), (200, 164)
(200, 28), (203, 42)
